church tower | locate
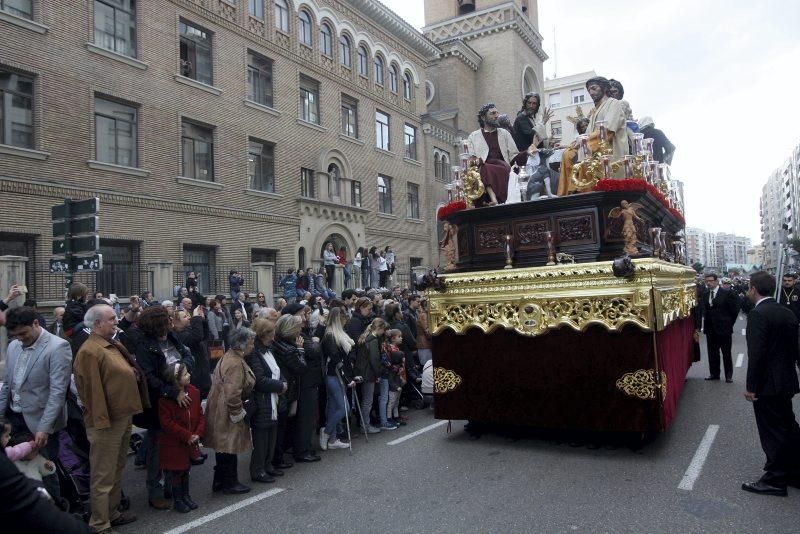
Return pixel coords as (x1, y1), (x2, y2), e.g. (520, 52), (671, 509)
(422, 0), (548, 134)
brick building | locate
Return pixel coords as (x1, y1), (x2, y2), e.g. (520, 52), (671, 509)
(0, 0), (547, 303)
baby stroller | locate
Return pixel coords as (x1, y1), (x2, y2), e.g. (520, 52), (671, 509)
(55, 389), (132, 522)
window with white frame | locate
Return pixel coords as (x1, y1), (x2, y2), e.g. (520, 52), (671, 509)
(181, 119), (214, 181)
(95, 96), (137, 167)
(548, 92), (561, 108)
(406, 182), (419, 219)
(551, 120), (562, 137)
(377, 175), (392, 214)
(94, 0), (137, 57)
(248, 0), (263, 19)
(248, 138), (274, 192)
(246, 50), (273, 107)
(299, 75), (319, 124)
(404, 123), (417, 160)
(375, 110), (390, 151)
(571, 88), (585, 104)
(300, 167), (315, 198)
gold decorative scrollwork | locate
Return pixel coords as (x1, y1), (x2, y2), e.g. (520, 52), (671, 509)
(615, 370), (668, 400)
(434, 367), (463, 394)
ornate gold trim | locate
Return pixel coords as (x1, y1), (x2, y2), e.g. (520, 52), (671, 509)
(434, 367), (463, 394)
(615, 370), (668, 400)
(426, 259), (696, 337)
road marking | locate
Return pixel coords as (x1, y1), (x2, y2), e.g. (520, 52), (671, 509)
(163, 488), (285, 534)
(678, 424), (719, 491)
(387, 420), (448, 446)
(735, 353), (744, 368)
(741, 328), (746, 336)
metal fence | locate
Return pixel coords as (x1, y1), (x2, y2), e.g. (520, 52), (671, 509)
(173, 265), (258, 299)
(29, 263), (153, 302)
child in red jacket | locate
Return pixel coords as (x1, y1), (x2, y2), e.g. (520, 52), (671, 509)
(159, 363), (205, 513)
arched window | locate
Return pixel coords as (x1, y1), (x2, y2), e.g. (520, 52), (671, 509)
(339, 35), (351, 67)
(434, 153), (441, 179)
(357, 45), (368, 76)
(274, 0), (289, 32)
(374, 55), (384, 85)
(403, 72), (412, 100)
(319, 23), (332, 56)
(389, 65), (398, 93)
(441, 154), (450, 182)
(298, 11), (312, 46)
(327, 163), (341, 199)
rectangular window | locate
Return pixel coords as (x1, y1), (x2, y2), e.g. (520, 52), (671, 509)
(97, 239), (141, 297)
(95, 96), (138, 167)
(548, 92), (561, 108)
(410, 257), (422, 268)
(299, 75), (319, 124)
(251, 248), (277, 263)
(406, 182), (419, 219)
(404, 123), (417, 160)
(248, 138), (275, 192)
(249, 0), (263, 18)
(375, 110), (390, 151)
(181, 119), (214, 181)
(0, 0), (32, 19)
(351, 180), (361, 207)
(179, 20), (213, 85)
(247, 50), (273, 107)
(0, 69), (34, 149)
(377, 175), (392, 214)
(300, 167), (316, 198)
(341, 94), (358, 138)
(571, 88), (585, 103)
(93, 0), (137, 57)
(551, 120), (562, 138)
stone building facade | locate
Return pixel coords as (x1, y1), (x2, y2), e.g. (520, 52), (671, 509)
(0, 0), (440, 301)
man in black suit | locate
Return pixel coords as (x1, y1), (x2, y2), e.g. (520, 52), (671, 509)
(698, 273), (741, 382)
(777, 272), (800, 321)
(741, 271), (800, 496)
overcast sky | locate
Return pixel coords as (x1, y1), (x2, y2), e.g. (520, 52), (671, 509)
(379, 0), (800, 244)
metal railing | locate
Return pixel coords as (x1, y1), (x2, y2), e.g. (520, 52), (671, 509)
(29, 263), (153, 302)
(173, 265), (258, 299)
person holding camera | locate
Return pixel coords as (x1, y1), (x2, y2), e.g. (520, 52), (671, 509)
(229, 271), (244, 302)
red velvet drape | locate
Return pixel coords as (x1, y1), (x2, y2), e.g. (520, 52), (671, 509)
(655, 317), (696, 430)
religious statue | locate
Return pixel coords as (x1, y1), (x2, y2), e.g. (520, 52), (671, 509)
(440, 221), (458, 272)
(609, 200), (643, 256)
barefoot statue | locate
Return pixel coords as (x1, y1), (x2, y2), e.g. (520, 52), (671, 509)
(609, 200), (644, 256)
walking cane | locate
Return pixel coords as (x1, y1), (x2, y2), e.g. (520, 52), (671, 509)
(351, 386), (369, 442)
(410, 382), (424, 399)
(336, 367), (353, 455)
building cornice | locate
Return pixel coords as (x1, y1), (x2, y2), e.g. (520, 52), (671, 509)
(0, 175), (299, 225)
(435, 39), (482, 71)
(345, 0), (440, 58)
(423, 1), (547, 62)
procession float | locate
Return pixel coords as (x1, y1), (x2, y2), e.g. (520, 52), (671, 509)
(429, 125), (697, 434)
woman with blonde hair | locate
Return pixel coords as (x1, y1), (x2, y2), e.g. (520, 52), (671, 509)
(355, 318), (387, 433)
(204, 327), (256, 494)
(320, 308), (361, 450)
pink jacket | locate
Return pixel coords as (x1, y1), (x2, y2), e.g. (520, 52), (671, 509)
(5, 440), (36, 461)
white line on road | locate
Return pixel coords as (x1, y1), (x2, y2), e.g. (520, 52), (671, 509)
(678, 424), (720, 491)
(735, 353), (744, 368)
(387, 420), (448, 446)
(163, 488), (285, 534)
(741, 328), (746, 336)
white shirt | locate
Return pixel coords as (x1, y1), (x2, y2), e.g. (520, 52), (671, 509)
(754, 297), (769, 308)
(261, 349), (280, 421)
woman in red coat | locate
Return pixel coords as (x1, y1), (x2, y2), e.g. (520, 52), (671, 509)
(159, 363), (206, 513)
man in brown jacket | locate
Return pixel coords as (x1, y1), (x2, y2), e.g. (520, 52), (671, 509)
(74, 304), (149, 533)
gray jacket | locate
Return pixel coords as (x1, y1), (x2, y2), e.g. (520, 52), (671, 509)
(0, 328), (72, 434)
(207, 310), (224, 340)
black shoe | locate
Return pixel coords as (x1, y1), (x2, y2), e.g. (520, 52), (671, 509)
(190, 453), (208, 466)
(251, 473), (276, 483)
(266, 468), (284, 477)
(272, 461), (293, 469)
(725, 378), (734, 383)
(182, 493), (198, 510)
(110, 511), (138, 526)
(212, 466), (223, 492)
(704, 376), (720, 381)
(294, 453), (322, 463)
(741, 481), (787, 496)
(787, 479), (800, 489)
(222, 482), (251, 495)
(172, 488), (191, 514)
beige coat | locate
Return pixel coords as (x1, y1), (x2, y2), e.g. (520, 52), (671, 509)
(203, 350), (255, 454)
(588, 97), (628, 161)
(467, 128), (518, 163)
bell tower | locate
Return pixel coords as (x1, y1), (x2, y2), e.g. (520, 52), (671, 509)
(422, 0), (547, 133)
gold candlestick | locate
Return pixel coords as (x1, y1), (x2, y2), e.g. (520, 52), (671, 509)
(504, 234), (513, 269)
(545, 231), (556, 266)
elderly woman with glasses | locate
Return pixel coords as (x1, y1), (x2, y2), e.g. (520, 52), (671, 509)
(204, 327), (256, 494)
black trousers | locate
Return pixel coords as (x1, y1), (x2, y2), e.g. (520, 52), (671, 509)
(706, 331), (733, 379)
(753, 395), (800, 486)
(250, 425), (277, 478)
(293, 386), (318, 458)
(325, 265), (335, 288)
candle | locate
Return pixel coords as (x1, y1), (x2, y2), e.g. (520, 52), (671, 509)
(632, 133), (644, 155)
(596, 120), (607, 143)
(579, 134), (590, 159)
(602, 155), (611, 179)
(461, 139), (469, 154)
(644, 138), (654, 160)
(657, 163), (667, 182)
(623, 155), (634, 179)
(451, 166), (460, 183)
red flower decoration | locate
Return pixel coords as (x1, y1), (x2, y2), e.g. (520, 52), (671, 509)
(595, 179), (684, 223)
(437, 199), (467, 220)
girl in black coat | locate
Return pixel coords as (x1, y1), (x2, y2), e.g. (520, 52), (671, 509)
(271, 314), (307, 468)
(245, 319), (287, 482)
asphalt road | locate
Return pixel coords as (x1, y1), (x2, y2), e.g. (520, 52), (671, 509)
(118, 315), (800, 533)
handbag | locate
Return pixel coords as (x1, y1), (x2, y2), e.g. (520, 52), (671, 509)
(208, 340), (224, 360)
